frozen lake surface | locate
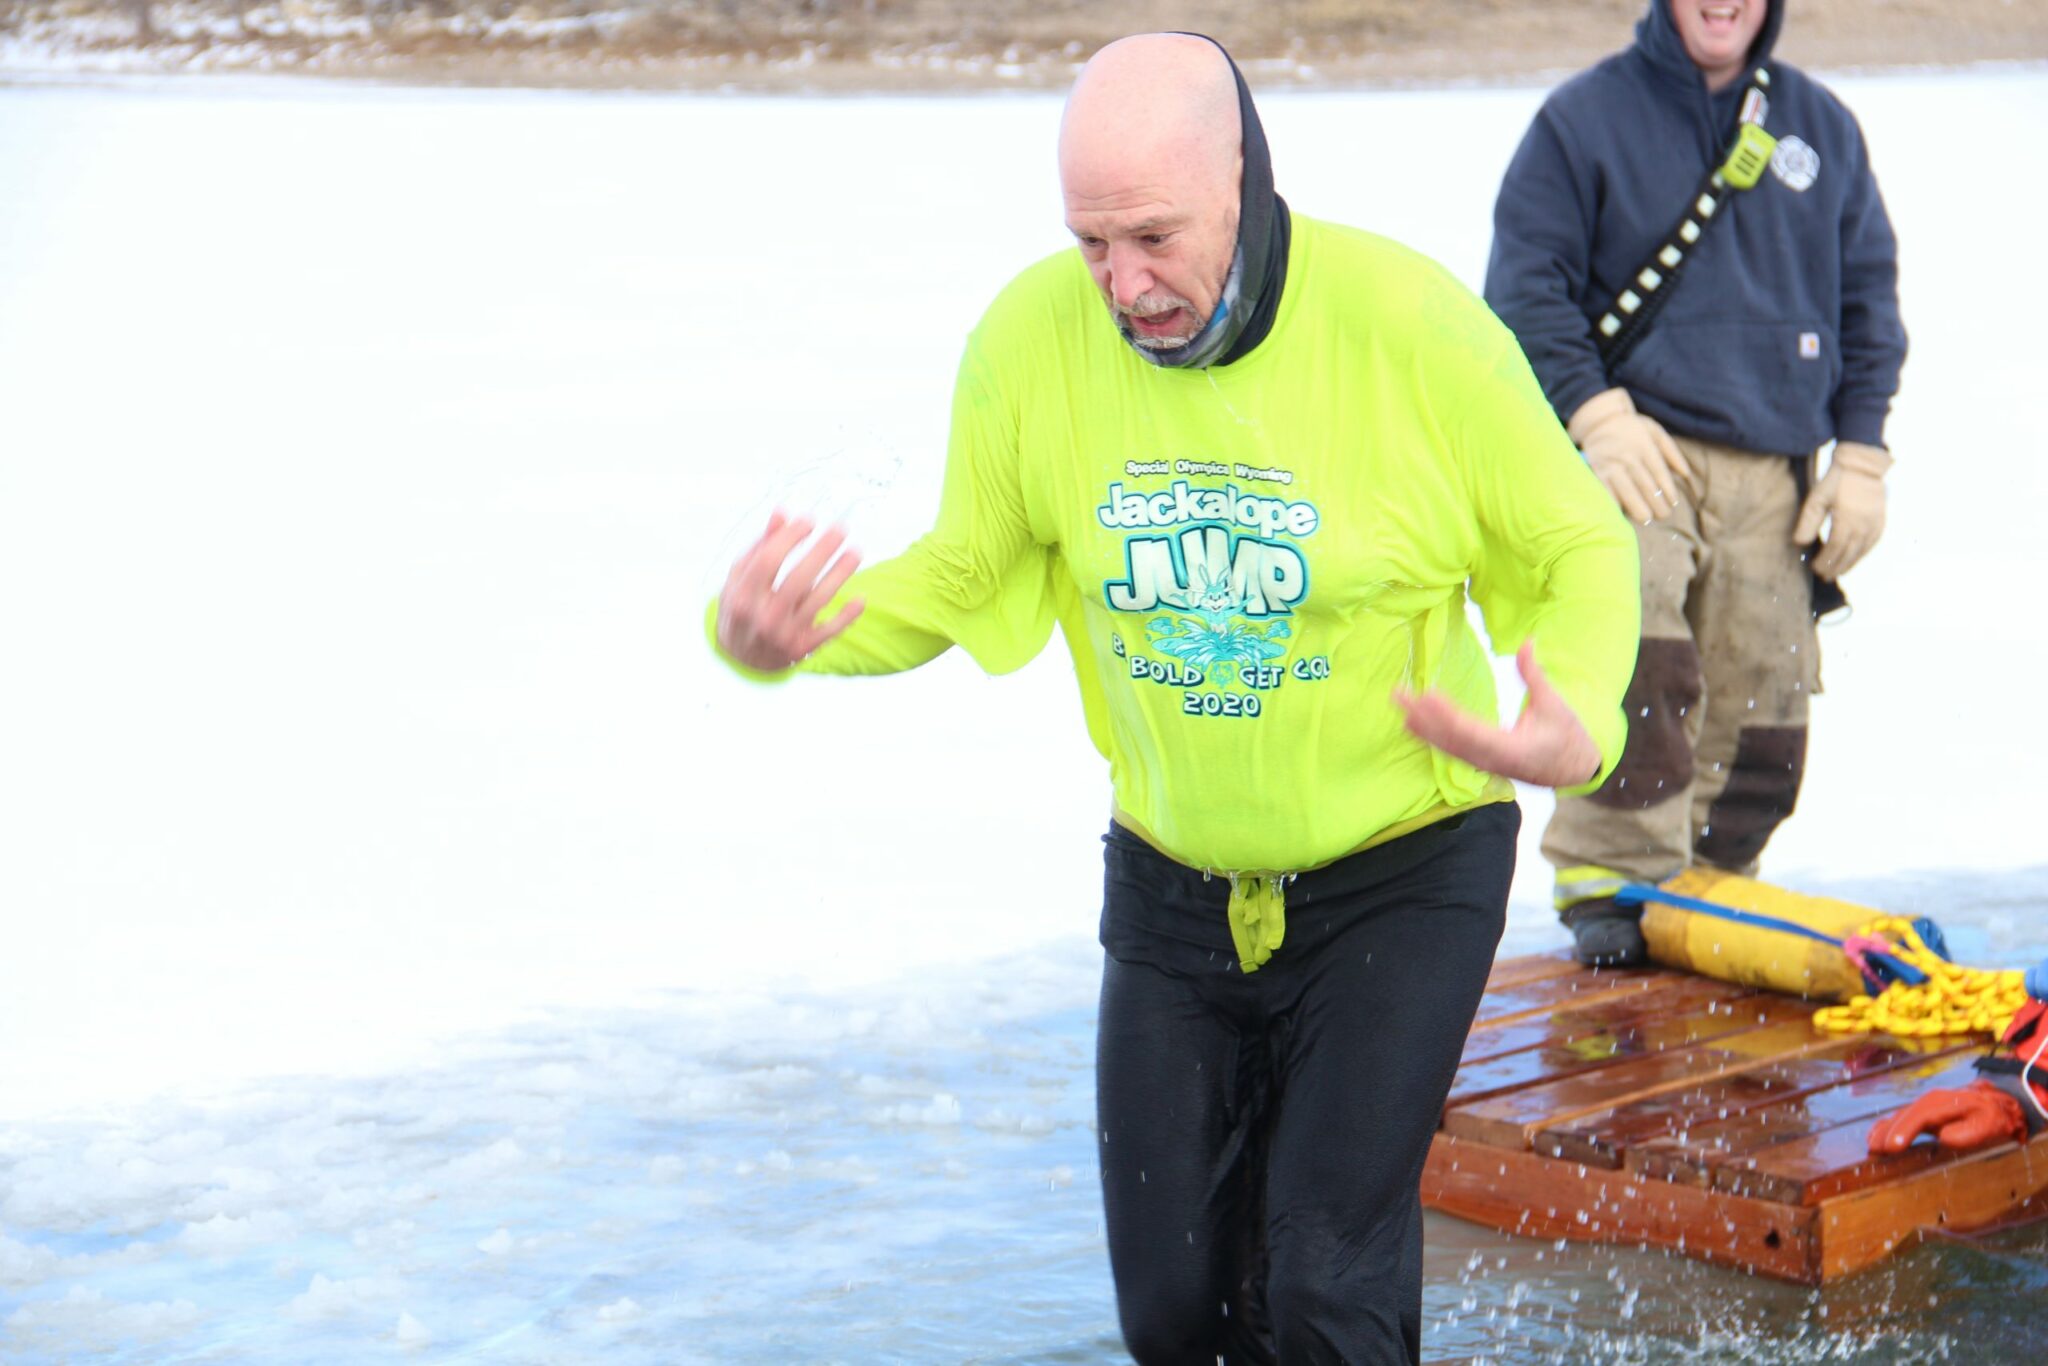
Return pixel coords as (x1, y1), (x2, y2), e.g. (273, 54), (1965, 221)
(2, 67), (2046, 1361)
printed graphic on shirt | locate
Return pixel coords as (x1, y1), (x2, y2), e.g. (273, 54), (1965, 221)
(1770, 135), (1820, 192)
(1097, 465), (1330, 720)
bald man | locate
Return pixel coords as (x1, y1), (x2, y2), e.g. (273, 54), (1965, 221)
(710, 33), (1639, 1364)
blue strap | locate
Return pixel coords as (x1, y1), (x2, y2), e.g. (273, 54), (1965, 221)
(1615, 882), (1928, 987)
(1868, 955), (1928, 987)
(1912, 916), (1951, 962)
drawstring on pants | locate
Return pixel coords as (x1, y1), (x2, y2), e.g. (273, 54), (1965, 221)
(1227, 873), (1289, 972)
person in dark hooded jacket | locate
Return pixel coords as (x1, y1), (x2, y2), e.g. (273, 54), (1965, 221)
(1485, 0), (1907, 966)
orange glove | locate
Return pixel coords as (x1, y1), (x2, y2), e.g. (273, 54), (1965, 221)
(2001, 997), (2046, 1050)
(1866, 1080), (2028, 1155)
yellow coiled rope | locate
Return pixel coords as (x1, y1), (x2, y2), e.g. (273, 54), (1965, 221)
(1811, 916), (2030, 1039)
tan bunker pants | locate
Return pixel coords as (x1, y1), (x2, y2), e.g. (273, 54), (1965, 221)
(1543, 437), (1821, 892)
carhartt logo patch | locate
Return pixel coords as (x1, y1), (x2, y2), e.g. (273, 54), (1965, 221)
(1799, 332), (1821, 359)
(1771, 135), (1820, 191)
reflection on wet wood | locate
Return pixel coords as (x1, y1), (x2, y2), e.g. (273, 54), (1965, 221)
(1444, 1018), (1837, 1151)
(1627, 1050), (1985, 1188)
(1460, 975), (1761, 1065)
(1450, 995), (1811, 1110)
(1468, 966), (1664, 1027)
(1483, 950), (1580, 991)
(1535, 1036), (1959, 1169)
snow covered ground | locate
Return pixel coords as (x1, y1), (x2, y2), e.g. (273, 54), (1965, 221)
(1, 67), (2045, 1361)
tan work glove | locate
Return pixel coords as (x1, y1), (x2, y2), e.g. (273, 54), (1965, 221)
(1567, 388), (1698, 524)
(1793, 440), (1891, 579)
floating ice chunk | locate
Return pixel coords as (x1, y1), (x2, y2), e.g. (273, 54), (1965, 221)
(870, 1093), (963, 1126)
(176, 1209), (294, 1256)
(351, 1219), (419, 1256)
(596, 1296), (643, 1323)
(0, 1233), (59, 1287)
(476, 1228), (515, 1256)
(285, 1272), (405, 1322)
(444, 1138), (527, 1181)
(970, 1108), (1057, 1136)
(4, 1285), (201, 1344)
(395, 1310), (431, 1346)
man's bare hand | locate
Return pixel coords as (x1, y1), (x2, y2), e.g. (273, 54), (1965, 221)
(716, 511), (865, 672)
(1395, 641), (1602, 789)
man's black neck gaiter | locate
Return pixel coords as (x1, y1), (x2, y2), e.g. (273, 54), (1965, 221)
(1122, 36), (1291, 370)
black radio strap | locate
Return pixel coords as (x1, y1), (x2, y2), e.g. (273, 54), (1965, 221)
(1596, 66), (1776, 370)
(1592, 67), (1850, 619)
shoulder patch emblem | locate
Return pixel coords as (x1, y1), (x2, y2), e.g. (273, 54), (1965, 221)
(1770, 135), (1820, 192)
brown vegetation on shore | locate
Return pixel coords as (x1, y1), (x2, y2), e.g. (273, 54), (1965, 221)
(2, 0), (2043, 88)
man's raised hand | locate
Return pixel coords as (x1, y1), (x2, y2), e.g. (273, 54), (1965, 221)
(1395, 641), (1602, 789)
(716, 511), (865, 672)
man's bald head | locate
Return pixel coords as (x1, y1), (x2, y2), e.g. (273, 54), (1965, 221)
(1059, 34), (1243, 206)
(1059, 35), (1247, 352)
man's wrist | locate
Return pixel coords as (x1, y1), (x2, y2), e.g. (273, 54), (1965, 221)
(704, 598), (797, 684)
(1831, 441), (1893, 480)
(1566, 387), (1634, 446)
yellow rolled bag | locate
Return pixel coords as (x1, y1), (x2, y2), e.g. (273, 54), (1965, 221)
(1620, 868), (2032, 1040)
(1629, 867), (1879, 1001)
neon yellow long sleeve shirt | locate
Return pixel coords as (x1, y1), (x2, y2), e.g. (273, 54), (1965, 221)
(714, 216), (1639, 875)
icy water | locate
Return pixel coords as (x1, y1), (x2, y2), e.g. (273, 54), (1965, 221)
(3, 72), (2048, 1360)
(4, 877), (2043, 1362)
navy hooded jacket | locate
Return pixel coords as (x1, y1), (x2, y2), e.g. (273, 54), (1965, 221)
(1483, 0), (1906, 456)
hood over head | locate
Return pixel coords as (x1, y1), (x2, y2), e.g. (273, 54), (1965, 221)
(1118, 33), (1291, 370)
(1635, 0), (1785, 91)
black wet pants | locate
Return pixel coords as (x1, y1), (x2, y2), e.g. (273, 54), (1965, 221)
(1095, 803), (1516, 1365)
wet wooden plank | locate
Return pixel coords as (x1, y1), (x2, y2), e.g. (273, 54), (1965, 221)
(1423, 1131), (1819, 1283)
(1460, 975), (1763, 1066)
(1469, 966), (1665, 1027)
(1815, 1131), (2048, 1279)
(1430, 954), (2048, 1283)
(1483, 951), (1581, 992)
(1627, 1049), (1986, 1187)
(1723, 1120), (1954, 1206)
(1442, 1017), (1840, 1151)
(1536, 1037), (1963, 1170)
(1712, 1055), (1997, 1206)
(1450, 995), (1810, 1108)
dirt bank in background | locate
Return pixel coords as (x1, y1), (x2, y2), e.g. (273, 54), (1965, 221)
(4, 0), (2045, 88)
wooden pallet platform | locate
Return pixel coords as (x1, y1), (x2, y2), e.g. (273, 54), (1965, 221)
(1424, 951), (2048, 1283)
